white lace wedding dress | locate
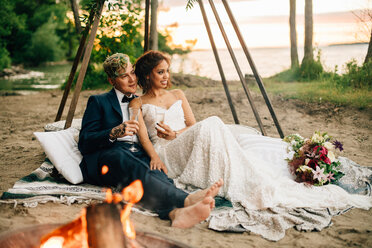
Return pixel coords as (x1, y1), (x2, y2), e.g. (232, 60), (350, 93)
(141, 100), (372, 211)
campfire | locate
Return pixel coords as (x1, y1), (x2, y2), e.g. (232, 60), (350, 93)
(39, 179), (143, 248)
(0, 179), (192, 248)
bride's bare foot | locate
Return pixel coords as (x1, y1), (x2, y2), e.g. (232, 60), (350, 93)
(171, 196), (215, 229)
(184, 178), (223, 207)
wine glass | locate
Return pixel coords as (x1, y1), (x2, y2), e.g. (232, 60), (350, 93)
(155, 108), (165, 124)
(128, 107), (140, 152)
(155, 108), (166, 132)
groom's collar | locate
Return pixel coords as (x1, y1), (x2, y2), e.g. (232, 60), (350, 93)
(113, 88), (134, 104)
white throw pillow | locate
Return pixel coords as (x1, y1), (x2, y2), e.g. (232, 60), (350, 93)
(44, 119), (82, 132)
(34, 127), (83, 184)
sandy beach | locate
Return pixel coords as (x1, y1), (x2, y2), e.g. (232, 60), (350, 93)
(0, 78), (371, 247)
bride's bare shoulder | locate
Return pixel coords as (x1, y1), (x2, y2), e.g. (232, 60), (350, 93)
(170, 89), (185, 99)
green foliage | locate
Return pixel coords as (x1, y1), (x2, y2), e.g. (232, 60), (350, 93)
(3, 0), (77, 65)
(331, 60), (372, 90)
(24, 16), (64, 65)
(186, 0), (198, 10)
(0, 0), (26, 68)
(272, 49), (325, 82)
(62, 63), (110, 90)
(89, 0), (143, 64)
(0, 46), (11, 70)
(298, 58), (324, 81)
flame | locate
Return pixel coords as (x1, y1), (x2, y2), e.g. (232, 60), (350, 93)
(39, 180), (144, 246)
(122, 180), (144, 203)
(101, 165), (109, 175)
(120, 180), (144, 240)
(40, 236), (64, 248)
(105, 188), (113, 203)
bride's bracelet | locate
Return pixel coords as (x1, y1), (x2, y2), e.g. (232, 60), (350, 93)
(174, 131), (179, 138)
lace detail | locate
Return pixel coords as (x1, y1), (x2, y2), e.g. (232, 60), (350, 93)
(142, 100), (185, 145)
(141, 104), (372, 211)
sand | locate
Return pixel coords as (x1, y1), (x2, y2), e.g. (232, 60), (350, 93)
(0, 80), (371, 247)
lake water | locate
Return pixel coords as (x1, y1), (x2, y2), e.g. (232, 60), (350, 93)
(0, 62), (72, 92)
(0, 43), (367, 91)
(170, 43), (368, 80)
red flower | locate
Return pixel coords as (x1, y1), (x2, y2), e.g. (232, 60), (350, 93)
(314, 146), (328, 156)
(319, 154), (331, 164)
(307, 159), (318, 169)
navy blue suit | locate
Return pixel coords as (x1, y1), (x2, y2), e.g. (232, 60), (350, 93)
(78, 88), (188, 219)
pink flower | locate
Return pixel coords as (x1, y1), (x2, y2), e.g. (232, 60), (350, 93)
(313, 166), (326, 182)
(327, 172), (335, 182)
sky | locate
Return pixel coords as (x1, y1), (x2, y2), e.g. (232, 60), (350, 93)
(157, 0), (371, 49)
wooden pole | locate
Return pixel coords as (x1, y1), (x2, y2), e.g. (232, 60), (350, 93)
(207, 0), (267, 136)
(198, 0), (239, 124)
(221, 0), (284, 138)
(144, 0), (150, 52)
(64, 0), (104, 129)
(55, 8), (95, 122)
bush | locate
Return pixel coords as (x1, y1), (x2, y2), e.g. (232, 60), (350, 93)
(62, 63), (110, 90)
(271, 49), (325, 82)
(25, 15), (64, 65)
(0, 46), (11, 70)
(332, 60), (372, 90)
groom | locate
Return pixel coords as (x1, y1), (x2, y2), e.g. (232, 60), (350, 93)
(78, 53), (222, 228)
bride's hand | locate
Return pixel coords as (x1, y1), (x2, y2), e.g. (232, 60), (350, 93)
(156, 122), (177, 140)
(150, 155), (168, 174)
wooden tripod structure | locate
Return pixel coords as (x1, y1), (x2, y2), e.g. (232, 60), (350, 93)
(56, 0), (284, 138)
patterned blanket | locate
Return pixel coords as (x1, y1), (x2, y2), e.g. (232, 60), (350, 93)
(1, 157), (371, 241)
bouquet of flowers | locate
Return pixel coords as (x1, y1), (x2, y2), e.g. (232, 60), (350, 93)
(284, 131), (345, 186)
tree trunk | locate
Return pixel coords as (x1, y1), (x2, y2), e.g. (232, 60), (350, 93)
(364, 28), (372, 64)
(289, 0), (299, 68)
(149, 0), (158, 50)
(302, 0), (313, 63)
(70, 0), (82, 34)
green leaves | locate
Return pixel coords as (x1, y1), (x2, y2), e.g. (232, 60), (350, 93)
(186, 0), (198, 11)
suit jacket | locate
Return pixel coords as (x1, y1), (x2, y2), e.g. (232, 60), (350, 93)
(78, 88), (124, 184)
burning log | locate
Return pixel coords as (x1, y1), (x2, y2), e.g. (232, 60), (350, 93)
(85, 203), (126, 248)
(0, 180), (192, 248)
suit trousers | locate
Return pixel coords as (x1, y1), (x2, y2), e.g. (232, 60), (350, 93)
(97, 142), (188, 219)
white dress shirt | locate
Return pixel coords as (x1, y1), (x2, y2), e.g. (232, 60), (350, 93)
(113, 88), (139, 143)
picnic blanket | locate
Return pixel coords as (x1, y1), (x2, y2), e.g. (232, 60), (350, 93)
(1, 157), (371, 241)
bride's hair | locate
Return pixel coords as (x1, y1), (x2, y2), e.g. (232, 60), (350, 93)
(134, 50), (172, 93)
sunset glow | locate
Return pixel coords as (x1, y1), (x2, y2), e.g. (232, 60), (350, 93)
(158, 0), (371, 49)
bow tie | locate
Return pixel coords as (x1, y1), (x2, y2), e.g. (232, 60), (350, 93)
(122, 94), (135, 103)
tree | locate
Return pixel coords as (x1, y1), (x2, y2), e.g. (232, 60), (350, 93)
(70, 0), (82, 34)
(289, 0), (299, 68)
(365, 29), (372, 64)
(351, 2), (372, 64)
(149, 0), (158, 50)
(302, 0), (313, 63)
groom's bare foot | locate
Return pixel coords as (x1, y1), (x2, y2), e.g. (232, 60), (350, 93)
(171, 196), (215, 229)
(184, 179), (223, 207)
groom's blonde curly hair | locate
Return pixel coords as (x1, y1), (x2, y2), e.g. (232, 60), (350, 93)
(103, 53), (130, 79)
(134, 50), (172, 94)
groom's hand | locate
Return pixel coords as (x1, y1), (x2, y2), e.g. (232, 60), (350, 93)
(109, 120), (139, 140)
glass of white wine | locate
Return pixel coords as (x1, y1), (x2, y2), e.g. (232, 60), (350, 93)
(155, 108), (165, 124)
(128, 107), (140, 152)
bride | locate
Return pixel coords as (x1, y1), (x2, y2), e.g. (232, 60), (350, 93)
(129, 50), (372, 211)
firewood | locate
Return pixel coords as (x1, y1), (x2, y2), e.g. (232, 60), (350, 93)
(86, 203), (126, 248)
